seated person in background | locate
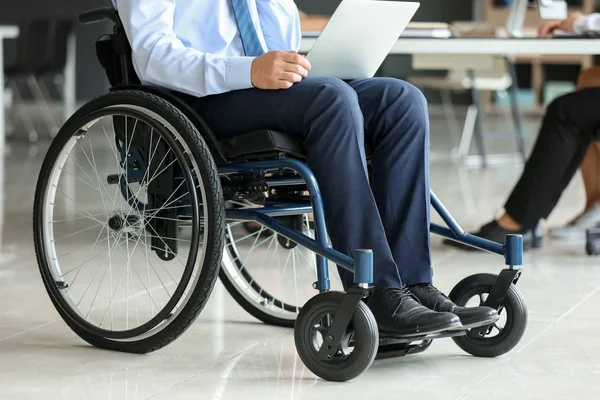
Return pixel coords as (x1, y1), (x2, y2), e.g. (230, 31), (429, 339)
(445, 12), (600, 251)
(115, 0), (498, 335)
(298, 10), (330, 32)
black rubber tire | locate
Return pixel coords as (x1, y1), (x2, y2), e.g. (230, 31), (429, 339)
(449, 273), (527, 358)
(33, 90), (225, 353)
(294, 291), (378, 382)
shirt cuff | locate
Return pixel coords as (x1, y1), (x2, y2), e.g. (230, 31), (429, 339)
(225, 57), (255, 91)
(574, 15), (591, 35)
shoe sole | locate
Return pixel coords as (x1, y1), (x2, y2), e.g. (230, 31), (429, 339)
(380, 320), (463, 338)
(448, 315), (500, 331)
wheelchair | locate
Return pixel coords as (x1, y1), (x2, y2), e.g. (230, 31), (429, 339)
(32, 7), (528, 382)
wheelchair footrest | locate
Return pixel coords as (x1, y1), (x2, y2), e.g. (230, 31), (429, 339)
(376, 330), (466, 360)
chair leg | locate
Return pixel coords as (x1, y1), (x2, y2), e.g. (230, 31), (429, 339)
(8, 79), (38, 142)
(27, 75), (59, 136)
(506, 58), (526, 162)
(440, 88), (461, 145)
(455, 104), (478, 160)
(469, 70), (487, 168)
(38, 74), (63, 137)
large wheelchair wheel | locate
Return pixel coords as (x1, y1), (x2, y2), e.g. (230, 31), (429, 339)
(220, 207), (343, 327)
(33, 90), (224, 353)
(449, 273), (527, 358)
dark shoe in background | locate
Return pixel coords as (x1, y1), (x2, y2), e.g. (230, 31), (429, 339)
(443, 220), (542, 251)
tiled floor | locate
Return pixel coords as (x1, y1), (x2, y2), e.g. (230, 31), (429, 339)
(1, 112), (599, 400)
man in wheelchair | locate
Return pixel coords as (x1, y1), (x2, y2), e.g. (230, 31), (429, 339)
(114, 0), (499, 337)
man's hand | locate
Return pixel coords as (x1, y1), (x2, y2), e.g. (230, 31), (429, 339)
(251, 51), (312, 90)
(538, 12), (582, 37)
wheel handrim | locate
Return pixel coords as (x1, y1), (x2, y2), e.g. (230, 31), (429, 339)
(38, 105), (209, 340)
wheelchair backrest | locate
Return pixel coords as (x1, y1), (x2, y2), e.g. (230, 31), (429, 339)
(80, 7), (230, 164)
(94, 12), (140, 87)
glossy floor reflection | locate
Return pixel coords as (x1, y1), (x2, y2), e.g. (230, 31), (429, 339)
(2, 113), (599, 399)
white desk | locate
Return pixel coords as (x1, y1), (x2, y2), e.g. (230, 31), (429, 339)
(0, 25), (19, 252)
(300, 36), (600, 166)
(299, 36), (600, 56)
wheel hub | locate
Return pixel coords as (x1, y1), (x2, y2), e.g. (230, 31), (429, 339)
(108, 213), (143, 237)
(108, 215), (124, 231)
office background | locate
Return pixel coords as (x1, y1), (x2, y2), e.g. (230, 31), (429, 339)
(1, 0), (597, 101)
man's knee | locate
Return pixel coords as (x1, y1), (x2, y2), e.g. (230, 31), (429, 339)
(303, 77), (358, 107)
(301, 77), (362, 135)
(377, 78), (427, 114)
(373, 78), (429, 132)
(577, 66), (600, 90)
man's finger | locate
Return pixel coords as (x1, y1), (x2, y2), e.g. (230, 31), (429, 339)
(279, 72), (303, 83)
(282, 52), (312, 70)
(277, 80), (294, 89)
(539, 21), (559, 37)
(282, 63), (309, 78)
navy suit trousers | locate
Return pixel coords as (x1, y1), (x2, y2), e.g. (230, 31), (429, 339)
(192, 77), (433, 289)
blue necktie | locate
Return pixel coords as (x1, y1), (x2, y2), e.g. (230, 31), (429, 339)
(230, 0), (265, 57)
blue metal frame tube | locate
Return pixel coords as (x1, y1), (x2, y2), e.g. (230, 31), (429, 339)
(247, 205), (313, 217)
(222, 159), (346, 291)
(430, 224), (504, 255)
(226, 209), (354, 271)
(430, 191), (465, 236)
(219, 160), (522, 287)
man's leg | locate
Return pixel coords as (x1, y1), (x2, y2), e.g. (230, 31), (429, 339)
(192, 77), (401, 289)
(346, 78), (432, 286)
(346, 78), (498, 328)
(191, 77), (460, 335)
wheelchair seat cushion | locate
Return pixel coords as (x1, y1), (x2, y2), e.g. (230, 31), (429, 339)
(218, 130), (306, 160)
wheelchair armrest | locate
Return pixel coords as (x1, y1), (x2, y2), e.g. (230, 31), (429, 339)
(109, 84), (228, 165)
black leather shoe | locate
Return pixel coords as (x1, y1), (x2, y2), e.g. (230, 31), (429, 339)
(367, 286), (462, 336)
(408, 284), (499, 329)
(443, 220), (542, 252)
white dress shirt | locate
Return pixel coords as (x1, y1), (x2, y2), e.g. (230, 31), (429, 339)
(574, 13), (600, 35)
(112, 0), (301, 97)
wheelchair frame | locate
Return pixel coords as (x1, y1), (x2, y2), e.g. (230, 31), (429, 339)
(221, 158), (524, 292)
(57, 7), (527, 381)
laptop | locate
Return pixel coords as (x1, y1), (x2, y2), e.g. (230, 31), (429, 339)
(305, 1), (420, 79)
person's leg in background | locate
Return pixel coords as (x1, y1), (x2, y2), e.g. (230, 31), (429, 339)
(348, 78), (498, 327)
(445, 68), (600, 251)
(549, 66), (600, 240)
(192, 77), (460, 335)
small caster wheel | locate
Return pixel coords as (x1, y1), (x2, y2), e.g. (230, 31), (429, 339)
(294, 291), (378, 382)
(449, 273), (527, 358)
